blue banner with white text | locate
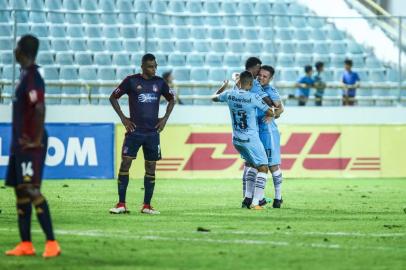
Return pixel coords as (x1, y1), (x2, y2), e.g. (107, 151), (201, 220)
(0, 123), (114, 179)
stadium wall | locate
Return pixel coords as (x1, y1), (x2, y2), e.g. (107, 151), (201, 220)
(1, 105), (406, 179)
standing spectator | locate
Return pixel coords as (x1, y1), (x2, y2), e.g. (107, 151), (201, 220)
(295, 65), (314, 106)
(162, 70), (183, 105)
(342, 59), (360, 106)
(313, 61), (326, 106)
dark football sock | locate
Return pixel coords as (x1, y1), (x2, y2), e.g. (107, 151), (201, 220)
(118, 172), (129, 203)
(17, 198), (32, 242)
(34, 197), (55, 241)
(143, 174), (156, 205)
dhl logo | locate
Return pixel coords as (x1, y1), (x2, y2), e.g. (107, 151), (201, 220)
(157, 132), (381, 172)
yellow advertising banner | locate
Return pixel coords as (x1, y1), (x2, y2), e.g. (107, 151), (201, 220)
(115, 125), (406, 179)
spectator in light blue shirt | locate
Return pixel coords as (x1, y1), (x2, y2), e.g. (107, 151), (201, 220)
(342, 59), (360, 106)
(296, 65), (315, 106)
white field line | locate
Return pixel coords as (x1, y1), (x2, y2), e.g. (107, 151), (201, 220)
(0, 228), (404, 251)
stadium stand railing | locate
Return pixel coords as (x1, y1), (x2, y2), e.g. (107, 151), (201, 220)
(0, 1), (405, 106)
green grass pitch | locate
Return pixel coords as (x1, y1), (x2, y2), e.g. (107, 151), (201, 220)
(0, 178), (405, 270)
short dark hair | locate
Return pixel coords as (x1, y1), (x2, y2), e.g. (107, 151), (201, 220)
(142, 53), (156, 64)
(162, 70), (172, 81)
(239, 70), (254, 85)
(18, 34), (39, 59)
(260, 65), (275, 77)
(304, 65), (313, 73)
(315, 61), (324, 71)
(245, 57), (262, 70)
(344, 59), (353, 66)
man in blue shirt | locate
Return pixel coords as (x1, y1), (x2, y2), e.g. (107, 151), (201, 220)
(314, 61), (326, 106)
(257, 65), (285, 208)
(342, 59), (360, 106)
(296, 65), (315, 106)
(212, 71), (274, 209)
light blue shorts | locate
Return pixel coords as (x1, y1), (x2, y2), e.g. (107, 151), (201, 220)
(259, 129), (281, 167)
(233, 136), (268, 167)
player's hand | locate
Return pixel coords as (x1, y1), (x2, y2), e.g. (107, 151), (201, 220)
(155, 117), (168, 133)
(222, 80), (229, 87)
(122, 117), (136, 132)
(19, 135), (43, 149)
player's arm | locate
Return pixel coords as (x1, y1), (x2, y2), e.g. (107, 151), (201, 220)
(212, 80), (229, 102)
(274, 101), (284, 119)
(155, 82), (176, 133)
(19, 89), (45, 149)
(110, 78), (136, 132)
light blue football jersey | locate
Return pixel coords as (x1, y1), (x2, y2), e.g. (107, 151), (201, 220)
(218, 88), (270, 141)
(257, 84), (281, 133)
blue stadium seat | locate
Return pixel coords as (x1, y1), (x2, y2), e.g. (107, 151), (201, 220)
(347, 41), (364, 54)
(29, 11), (46, 23)
(31, 25), (49, 37)
(66, 14), (82, 24)
(313, 43), (329, 55)
(37, 52), (54, 65)
(172, 67), (190, 81)
(206, 54), (223, 67)
(194, 41), (210, 53)
(123, 40), (141, 52)
(240, 17), (256, 27)
(257, 16), (271, 27)
(369, 70), (385, 82)
(308, 17), (325, 28)
(1, 65), (18, 79)
(295, 55), (313, 67)
(204, 2), (220, 13)
(242, 29), (258, 40)
(0, 11), (11, 22)
(174, 27), (190, 39)
(239, 2), (254, 13)
(295, 29), (310, 41)
(173, 17), (188, 26)
(94, 53), (112, 66)
(222, 2), (237, 14)
(82, 0), (98, 10)
(255, 2), (271, 13)
(98, 67), (116, 81)
(288, 3), (307, 15)
(176, 40), (193, 52)
(43, 66), (59, 80)
(75, 52), (93, 65)
(229, 41), (245, 53)
(279, 69), (298, 82)
(259, 29), (274, 40)
(16, 24), (30, 36)
(311, 29), (326, 40)
(48, 13), (65, 24)
(0, 24), (11, 37)
(187, 54), (204, 67)
(106, 40), (123, 52)
(52, 39), (70, 51)
(121, 27), (137, 39)
(84, 14), (100, 25)
(56, 52), (74, 65)
(39, 38), (51, 51)
(276, 29), (292, 40)
(189, 16), (205, 26)
(365, 57), (382, 68)
(154, 54), (167, 66)
(246, 41), (263, 53)
(156, 26), (173, 39)
(88, 40), (105, 52)
(86, 26), (102, 38)
(191, 27), (207, 39)
(146, 40), (158, 52)
(70, 40), (87, 51)
(274, 16), (290, 28)
(116, 67), (135, 80)
(159, 40), (174, 52)
(63, 0), (80, 10)
(226, 29), (241, 40)
(210, 28), (225, 40)
(66, 25), (84, 38)
(59, 67), (78, 80)
(190, 68), (208, 81)
(153, 14), (170, 25)
(211, 41), (227, 53)
(79, 66), (97, 81)
(117, 0), (132, 11)
(328, 29), (345, 40)
(187, 1), (203, 13)
(168, 1), (184, 12)
(280, 42), (296, 54)
(0, 52), (12, 64)
(45, 0), (62, 10)
(297, 42), (313, 54)
(101, 14), (117, 24)
(277, 55), (295, 67)
(330, 56), (344, 68)
(386, 70), (400, 82)
(135, 0), (150, 12)
(291, 17), (307, 28)
(209, 68), (227, 82)
(330, 42), (346, 54)
(272, 3), (288, 13)
(118, 13), (135, 24)
(112, 53), (131, 66)
(168, 53), (186, 66)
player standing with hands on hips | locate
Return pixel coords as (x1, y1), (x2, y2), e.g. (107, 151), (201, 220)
(109, 53), (175, 215)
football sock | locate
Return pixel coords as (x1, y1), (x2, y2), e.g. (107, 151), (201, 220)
(16, 197), (32, 242)
(33, 196), (55, 241)
(242, 165), (249, 197)
(253, 172), (268, 206)
(272, 169), (283, 200)
(118, 171), (129, 203)
(144, 174), (156, 205)
(244, 167), (258, 199)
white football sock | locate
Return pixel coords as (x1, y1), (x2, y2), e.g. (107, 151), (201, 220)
(244, 167), (258, 199)
(252, 172), (268, 206)
(242, 165), (250, 198)
(272, 169), (283, 200)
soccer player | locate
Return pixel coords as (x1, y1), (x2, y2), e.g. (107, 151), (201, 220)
(342, 59), (360, 106)
(296, 65), (315, 106)
(257, 65), (285, 208)
(5, 34), (61, 258)
(109, 53), (175, 215)
(314, 61), (326, 106)
(213, 71), (274, 209)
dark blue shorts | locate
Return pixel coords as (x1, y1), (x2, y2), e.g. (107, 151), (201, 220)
(5, 140), (48, 187)
(122, 132), (161, 161)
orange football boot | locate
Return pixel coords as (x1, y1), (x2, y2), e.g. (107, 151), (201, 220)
(42, 240), (61, 258)
(5, 241), (36, 256)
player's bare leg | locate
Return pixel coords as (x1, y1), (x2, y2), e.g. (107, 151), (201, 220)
(110, 157), (132, 214)
(250, 165), (269, 210)
(141, 161), (160, 214)
(270, 165), (283, 208)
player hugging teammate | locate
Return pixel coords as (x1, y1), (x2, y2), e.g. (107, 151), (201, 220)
(214, 57), (285, 209)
